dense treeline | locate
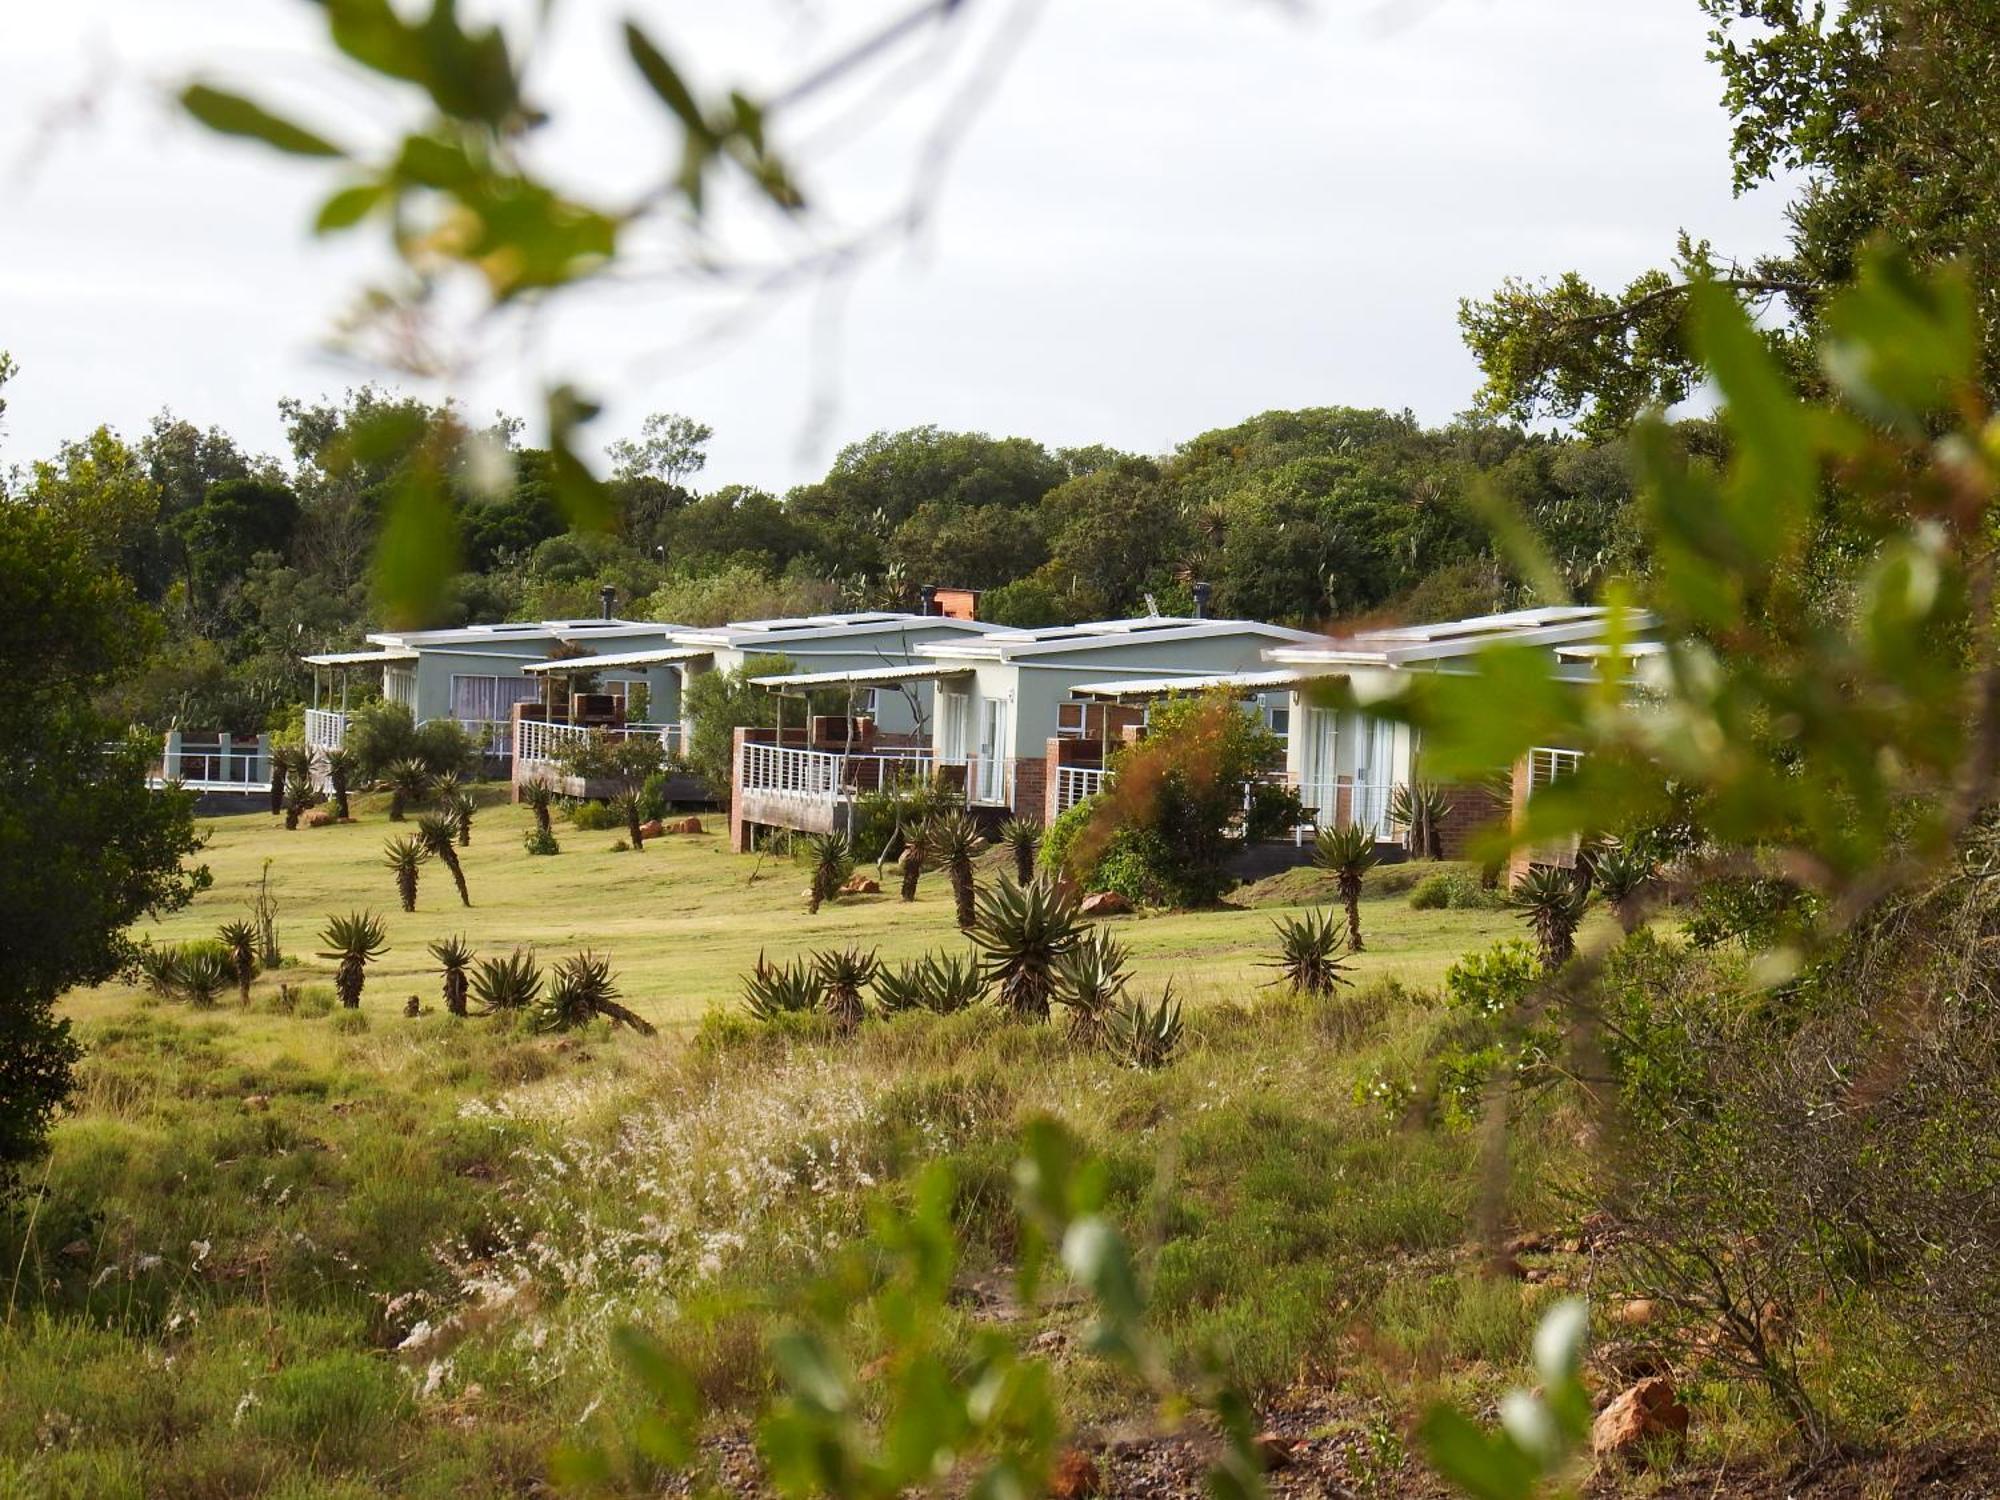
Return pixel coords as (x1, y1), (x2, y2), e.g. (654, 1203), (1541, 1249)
(0, 363), (1649, 736)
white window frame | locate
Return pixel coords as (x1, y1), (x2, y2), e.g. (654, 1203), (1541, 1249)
(1057, 699), (1090, 739)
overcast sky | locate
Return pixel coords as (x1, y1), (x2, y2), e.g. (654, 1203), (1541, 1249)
(0, 0), (1794, 492)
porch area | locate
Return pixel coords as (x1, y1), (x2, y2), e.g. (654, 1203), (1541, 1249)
(728, 727), (947, 851)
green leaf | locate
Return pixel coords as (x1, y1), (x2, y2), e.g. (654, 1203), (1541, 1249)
(770, 1328), (851, 1416)
(1416, 1405), (1540, 1500)
(1821, 246), (1978, 431)
(180, 84), (345, 158)
(314, 181), (387, 234)
(373, 465), (460, 627)
(1687, 279), (1813, 571)
(625, 22), (708, 134)
(546, 384), (615, 531)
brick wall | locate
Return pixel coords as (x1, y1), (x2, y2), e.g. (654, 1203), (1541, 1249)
(1435, 779), (1509, 863)
(1012, 755), (1048, 828)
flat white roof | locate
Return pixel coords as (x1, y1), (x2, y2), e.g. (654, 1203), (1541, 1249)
(366, 619), (678, 649)
(1066, 668), (1316, 700)
(301, 648), (417, 667)
(751, 662), (975, 689)
(671, 612), (1002, 649)
(920, 616), (1326, 662)
(1266, 606), (1658, 668)
(522, 646), (714, 673)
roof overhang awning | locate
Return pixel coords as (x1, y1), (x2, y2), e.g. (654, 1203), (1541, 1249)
(1067, 668), (1323, 702)
(522, 646), (713, 673)
(301, 649), (417, 667)
(750, 662), (975, 690)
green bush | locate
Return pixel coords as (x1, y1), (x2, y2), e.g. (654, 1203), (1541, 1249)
(250, 1351), (412, 1467)
(1408, 868), (1507, 911)
(523, 825), (561, 856)
(328, 1010), (369, 1035)
(1442, 939), (1540, 1017)
(566, 798), (623, 831)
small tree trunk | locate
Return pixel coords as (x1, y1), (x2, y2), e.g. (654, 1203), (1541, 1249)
(268, 764), (285, 816)
(445, 971), (468, 1017)
(899, 847), (922, 902)
(439, 848), (470, 908)
(1341, 874), (1364, 952)
(339, 959), (363, 1008)
(593, 997), (659, 1036)
(627, 805), (644, 850)
(331, 771), (350, 821)
(398, 868), (418, 913)
(534, 802), (552, 836)
(952, 862), (976, 930)
(389, 790), (406, 822)
(235, 960), (253, 1006)
(457, 806), (472, 846)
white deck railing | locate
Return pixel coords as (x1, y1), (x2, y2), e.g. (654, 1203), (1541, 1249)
(516, 719), (687, 769)
(1295, 779), (1398, 838)
(157, 741), (268, 792)
(739, 742), (935, 806)
(1054, 764), (1106, 814)
(304, 709), (347, 753)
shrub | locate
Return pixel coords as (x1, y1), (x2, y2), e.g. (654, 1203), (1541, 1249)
(566, 798), (623, 831)
(1443, 939), (1540, 1018)
(1408, 868), (1508, 911)
(469, 949), (543, 1013)
(1513, 864), (1587, 968)
(1244, 781), (1306, 841)
(250, 1350), (411, 1466)
(1053, 926), (1131, 1046)
(811, 947), (880, 1031)
(1113, 987), (1184, 1070)
(524, 825), (561, 855)
(344, 700), (474, 781)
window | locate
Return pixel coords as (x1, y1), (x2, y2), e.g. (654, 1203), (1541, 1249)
(1057, 699), (1089, 739)
(1528, 746), (1584, 793)
(450, 674), (540, 725)
(1261, 700), (1291, 739)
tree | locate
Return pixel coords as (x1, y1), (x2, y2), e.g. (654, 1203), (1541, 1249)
(1459, 0), (2000, 432)
(608, 412), (712, 487)
(680, 653), (794, 796)
(0, 508), (206, 1191)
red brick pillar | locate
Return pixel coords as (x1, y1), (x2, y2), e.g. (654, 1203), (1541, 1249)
(1013, 753), (1048, 827)
(729, 726), (752, 853)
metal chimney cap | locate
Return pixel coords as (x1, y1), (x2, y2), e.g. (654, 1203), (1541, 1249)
(598, 585), (617, 620)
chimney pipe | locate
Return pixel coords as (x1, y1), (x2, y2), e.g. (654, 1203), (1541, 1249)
(918, 584), (937, 617)
(1191, 580), (1212, 620)
(599, 585), (617, 621)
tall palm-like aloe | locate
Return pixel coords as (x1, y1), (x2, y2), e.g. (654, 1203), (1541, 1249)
(384, 757), (433, 821)
(267, 741), (307, 816)
(812, 947), (880, 1032)
(1389, 781), (1451, 861)
(450, 788), (475, 846)
(805, 832), (853, 913)
(997, 817), (1042, 884)
(282, 767), (315, 830)
(970, 874), (1085, 1022)
(177, 945), (235, 1009)
(534, 951), (657, 1035)
(616, 789), (646, 850)
(926, 811), (987, 930)
(382, 834), (430, 912)
(1514, 864), (1588, 968)
(428, 934), (474, 1016)
(417, 813), (470, 907)
(1592, 842), (1657, 934)
(897, 819), (929, 903)
(1314, 823), (1378, 952)
(318, 911), (389, 1009)
(323, 747), (357, 820)
(521, 776), (557, 837)
(217, 919), (258, 1004)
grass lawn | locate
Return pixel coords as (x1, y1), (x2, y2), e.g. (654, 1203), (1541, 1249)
(14, 789), (1692, 1498)
(78, 789), (1532, 1034)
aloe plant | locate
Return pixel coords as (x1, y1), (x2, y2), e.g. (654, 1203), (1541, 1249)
(1389, 781), (1452, 861)
(1592, 842), (1657, 934)
(970, 874), (1085, 1023)
(176, 944), (236, 1009)
(521, 776), (557, 836)
(267, 741), (307, 816)
(282, 766), (316, 830)
(428, 934), (474, 1017)
(1054, 926), (1131, 1046)
(382, 833), (430, 912)
(1514, 864), (1587, 968)
(616, 789), (646, 850)
(450, 788), (476, 846)
(470, 949), (543, 1013)
(926, 811), (987, 930)
(323, 746), (357, 820)
(1314, 822), (1378, 952)
(417, 812), (471, 907)
(812, 946), (880, 1031)
(384, 756), (433, 821)
(534, 951), (656, 1035)
(897, 820), (929, 903)
(216, 919), (258, 1004)
(1114, 985), (1184, 1070)
(741, 951), (825, 1021)
(317, 911), (388, 1009)
(1265, 908), (1349, 999)
(805, 832), (853, 914)
(997, 817), (1043, 884)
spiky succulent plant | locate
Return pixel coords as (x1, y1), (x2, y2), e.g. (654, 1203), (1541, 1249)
(469, 949), (543, 1014)
(317, 911), (389, 1009)
(1514, 864), (1588, 968)
(382, 833), (430, 912)
(1313, 823), (1378, 952)
(812, 946), (880, 1032)
(925, 811), (987, 930)
(428, 934), (474, 1017)
(997, 817), (1043, 884)
(741, 951), (825, 1021)
(534, 951), (656, 1035)
(417, 812), (470, 908)
(969, 873), (1085, 1023)
(216, 919), (259, 1004)
(1265, 908), (1350, 999)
